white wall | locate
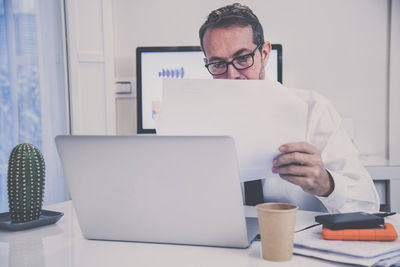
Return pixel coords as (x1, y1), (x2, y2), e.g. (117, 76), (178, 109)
(65, 0), (116, 135)
(112, 0), (391, 161)
(389, 0), (400, 165)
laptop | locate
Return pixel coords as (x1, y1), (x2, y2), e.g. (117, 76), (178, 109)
(55, 135), (259, 248)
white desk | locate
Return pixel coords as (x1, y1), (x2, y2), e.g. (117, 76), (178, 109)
(0, 201), (347, 267)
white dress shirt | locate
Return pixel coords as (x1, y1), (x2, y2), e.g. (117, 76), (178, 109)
(262, 84), (380, 213)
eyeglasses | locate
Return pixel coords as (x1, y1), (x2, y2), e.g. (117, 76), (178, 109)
(204, 43), (262, 76)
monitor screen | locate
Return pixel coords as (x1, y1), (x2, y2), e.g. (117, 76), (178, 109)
(136, 45), (282, 134)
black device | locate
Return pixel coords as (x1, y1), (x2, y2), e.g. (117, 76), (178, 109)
(315, 212), (384, 230)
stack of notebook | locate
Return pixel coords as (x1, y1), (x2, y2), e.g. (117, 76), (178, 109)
(293, 213), (400, 266)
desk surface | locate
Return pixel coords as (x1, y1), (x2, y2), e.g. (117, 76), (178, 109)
(0, 201), (347, 267)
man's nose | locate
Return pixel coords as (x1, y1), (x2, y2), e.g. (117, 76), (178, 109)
(225, 63), (241, 79)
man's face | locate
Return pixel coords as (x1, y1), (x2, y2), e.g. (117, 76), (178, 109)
(202, 25), (270, 80)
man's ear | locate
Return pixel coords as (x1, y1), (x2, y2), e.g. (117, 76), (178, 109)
(261, 41), (271, 66)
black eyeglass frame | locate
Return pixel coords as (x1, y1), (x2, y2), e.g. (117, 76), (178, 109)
(204, 43), (263, 76)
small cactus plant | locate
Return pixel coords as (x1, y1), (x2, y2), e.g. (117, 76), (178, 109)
(7, 143), (45, 223)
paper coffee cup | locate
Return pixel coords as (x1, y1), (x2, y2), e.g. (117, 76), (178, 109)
(256, 202), (297, 261)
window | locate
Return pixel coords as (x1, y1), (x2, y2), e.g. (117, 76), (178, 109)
(0, 0), (69, 212)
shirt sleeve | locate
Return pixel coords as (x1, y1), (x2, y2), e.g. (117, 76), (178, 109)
(305, 91), (380, 213)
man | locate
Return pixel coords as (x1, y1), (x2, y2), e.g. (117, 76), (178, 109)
(199, 3), (379, 213)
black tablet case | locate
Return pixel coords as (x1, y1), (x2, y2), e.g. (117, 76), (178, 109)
(315, 212), (384, 230)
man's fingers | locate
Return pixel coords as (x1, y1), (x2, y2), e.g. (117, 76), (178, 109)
(273, 151), (312, 167)
(272, 164), (314, 177)
(279, 142), (319, 154)
(273, 141), (332, 196)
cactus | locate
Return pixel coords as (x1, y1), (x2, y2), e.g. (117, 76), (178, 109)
(7, 143), (45, 223)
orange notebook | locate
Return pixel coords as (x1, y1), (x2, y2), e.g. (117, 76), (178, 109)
(322, 223), (398, 241)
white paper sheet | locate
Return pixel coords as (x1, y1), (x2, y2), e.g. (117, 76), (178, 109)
(294, 246), (400, 266)
(295, 224), (400, 258)
(293, 214), (400, 266)
(155, 79), (308, 182)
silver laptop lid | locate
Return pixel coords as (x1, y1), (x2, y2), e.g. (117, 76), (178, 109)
(56, 135), (251, 248)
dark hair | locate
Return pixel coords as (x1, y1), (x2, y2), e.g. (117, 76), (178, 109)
(199, 3), (264, 52)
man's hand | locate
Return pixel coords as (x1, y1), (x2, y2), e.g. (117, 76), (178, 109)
(272, 142), (334, 197)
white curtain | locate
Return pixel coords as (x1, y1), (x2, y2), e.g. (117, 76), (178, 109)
(0, 0), (69, 212)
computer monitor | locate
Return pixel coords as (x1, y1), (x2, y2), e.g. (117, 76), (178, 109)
(136, 45), (282, 134)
